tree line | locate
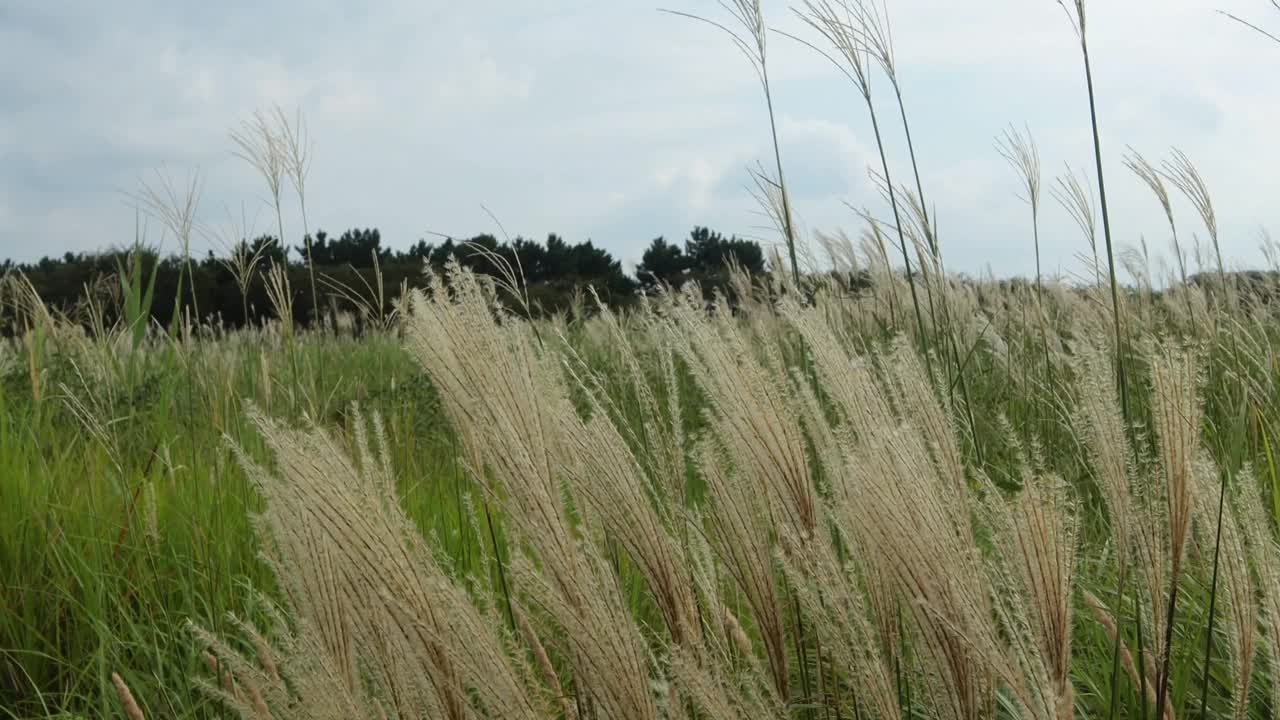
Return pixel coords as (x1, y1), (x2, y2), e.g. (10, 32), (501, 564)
(0, 226), (766, 333)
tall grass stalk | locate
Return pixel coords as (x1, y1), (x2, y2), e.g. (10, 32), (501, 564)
(232, 110), (315, 328)
(1125, 149), (1185, 288)
(211, 208), (271, 328)
(275, 107), (319, 328)
(1060, 0), (1127, 418)
(996, 126), (1044, 310)
(1150, 346), (1201, 720)
(1163, 150), (1227, 312)
(1061, 10), (1133, 714)
(136, 169), (203, 330)
(1218, 3), (1280, 45)
(996, 124), (1053, 425)
(793, 0), (930, 361)
(854, 0), (955, 388)
(856, 0), (935, 259)
(662, 1), (801, 286)
(1198, 467), (1229, 720)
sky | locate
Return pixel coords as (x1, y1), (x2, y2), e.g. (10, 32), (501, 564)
(1, 0), (1277, 279)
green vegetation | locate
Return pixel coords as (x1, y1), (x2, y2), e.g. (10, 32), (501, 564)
(0, 317), (455, 717)
(1, 226), (765, 333)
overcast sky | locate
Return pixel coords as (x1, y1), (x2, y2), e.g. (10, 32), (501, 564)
(1, 0), (1277, 278)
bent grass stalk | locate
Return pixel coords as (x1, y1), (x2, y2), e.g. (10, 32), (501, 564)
(1062, 0), (1128, 412)
(793, 0), (931, 368)
(661, 1), (801, 287)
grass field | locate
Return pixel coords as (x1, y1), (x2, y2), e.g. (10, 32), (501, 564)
(7, 258), (1280, 719)
(0, 321), (464, 717)
(7, 0), (1280, 718)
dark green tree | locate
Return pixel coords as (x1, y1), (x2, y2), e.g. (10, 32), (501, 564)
(636, 237), (689, 288)
(300, 228), (388, 267)
(637, 228), (764, 291)
(684, 226), (765, 274)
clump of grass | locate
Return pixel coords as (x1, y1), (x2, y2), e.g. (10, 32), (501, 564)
(135, 168), (203, 329)
(996, 126), (1044, 303)
(1124, 148), (1185, 289)
(209, 205), (273, 328)
(232, 107), (318, 329)
(1162, 150), (1229, 312)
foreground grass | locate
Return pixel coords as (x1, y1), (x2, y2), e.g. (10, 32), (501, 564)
(7, 264), (1280, 718)
(0, 329), (473, 717)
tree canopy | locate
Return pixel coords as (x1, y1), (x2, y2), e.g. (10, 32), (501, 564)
(2, 226), (766, 333)
(636, 226), (766, 289)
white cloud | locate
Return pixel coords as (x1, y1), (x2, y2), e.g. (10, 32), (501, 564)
(0, 0), (1277, 279)
(318, 71), (380, 120)
(435, 57), (534, 108)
